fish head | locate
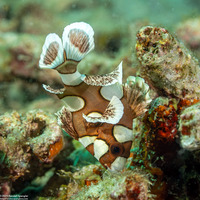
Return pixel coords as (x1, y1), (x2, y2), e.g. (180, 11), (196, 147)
(93, 124), (133, 172)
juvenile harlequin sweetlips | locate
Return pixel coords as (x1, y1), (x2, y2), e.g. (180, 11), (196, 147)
(39, 22), (152, 172)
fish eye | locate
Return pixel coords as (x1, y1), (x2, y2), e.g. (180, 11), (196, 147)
(110, 143), (124, 155)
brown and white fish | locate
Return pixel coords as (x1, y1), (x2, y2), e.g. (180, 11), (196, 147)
(39, 22), (151, 172)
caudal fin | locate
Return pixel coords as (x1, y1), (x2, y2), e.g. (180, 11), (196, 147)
(62, 22), (95, 62)
(39, 33), (64, 69)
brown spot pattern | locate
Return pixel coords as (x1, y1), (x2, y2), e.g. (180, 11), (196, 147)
(57, 107), (79, 140)
(69, 29), (89, 53)
(44, 42), (59, 65)
(103, 103), (115, 119)
(83, 67), (120, 86)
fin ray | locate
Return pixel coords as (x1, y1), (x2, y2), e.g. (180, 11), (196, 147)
(124, 76), (152, 118)
(56, 106), (79, 140)
(81, 61), (123, 86)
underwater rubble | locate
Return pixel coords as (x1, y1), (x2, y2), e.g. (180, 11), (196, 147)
(136, 25), (200, 99)
(0, 110), (73, 197)
(55, 166), (152, 200)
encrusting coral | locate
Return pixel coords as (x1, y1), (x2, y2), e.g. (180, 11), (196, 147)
(179, 102), (200, 150)
(49, 166), (152, 200)
(136, 26), (200, 99)
(129, 97), (200, 199)
(0, 109), (66, 196)
(71, 169), (151, 200)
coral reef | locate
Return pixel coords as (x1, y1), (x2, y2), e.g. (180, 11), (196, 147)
(129, 25), (200, 199)
(136, 26), (200, 99)
(1, 0), (200, 199)
(35, 22), (200, 199)
(0, 110), (69, 196)
(73, 170), (151, 200)
(50, 166), (152, 200)
(179, 102), (200, 150)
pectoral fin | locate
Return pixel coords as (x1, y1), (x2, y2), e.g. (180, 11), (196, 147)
(83, 96), (124, 124)
(56, 106), (79, 140)
(124, 76), (152, 118)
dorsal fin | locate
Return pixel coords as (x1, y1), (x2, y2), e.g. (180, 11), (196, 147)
(81, 61), (123, 86)
(62, 22), (95, 62)
(42, 84), (65, 94)
(124, 76), (152, 118)
(82, 96), (124, 124)
(39, 33), (64, 69)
